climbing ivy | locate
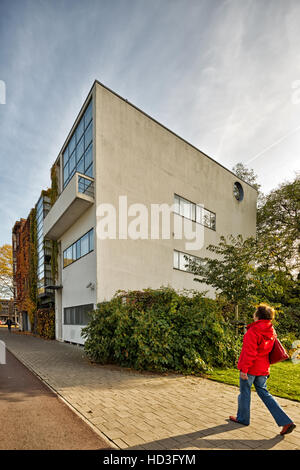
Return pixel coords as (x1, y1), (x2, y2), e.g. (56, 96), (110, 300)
(28, 207), (38, 331)
(50, 240), (58, 283)
(50, 164), (59, 206)
(49, 165), (59, 283)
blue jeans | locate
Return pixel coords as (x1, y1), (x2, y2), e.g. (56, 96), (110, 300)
(237, 374), (293, 426)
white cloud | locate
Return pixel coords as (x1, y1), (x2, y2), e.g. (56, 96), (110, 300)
(0, 0), (299, 245)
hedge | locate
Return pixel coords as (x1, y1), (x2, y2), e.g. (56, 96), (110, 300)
(82, 287), (242, 375)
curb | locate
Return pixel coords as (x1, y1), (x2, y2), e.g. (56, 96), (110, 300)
(5, 345), (120, 451)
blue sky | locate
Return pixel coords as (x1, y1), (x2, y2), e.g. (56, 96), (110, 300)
(0, 0), (299, 246)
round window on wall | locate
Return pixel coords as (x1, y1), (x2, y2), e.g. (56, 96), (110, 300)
(233, 182), (244, 201)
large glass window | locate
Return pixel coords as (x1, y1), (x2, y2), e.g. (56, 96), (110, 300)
(174, 194), (216, 231)
(63, 99), (93, 189)
(64, 304), (94, 325)
(36, 195), (52, 294)
(63, 228), (94, 268)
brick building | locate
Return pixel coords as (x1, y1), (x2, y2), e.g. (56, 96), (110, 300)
(12, 217), (31, 330)
(0, 298), (14, 323)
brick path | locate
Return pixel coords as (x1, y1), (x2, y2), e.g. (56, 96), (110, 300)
(1, 329), (299, 450)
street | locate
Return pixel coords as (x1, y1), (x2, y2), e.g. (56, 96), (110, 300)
(0, 349), (112, 450)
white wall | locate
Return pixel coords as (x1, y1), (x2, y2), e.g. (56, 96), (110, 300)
(59, 206), (96, 344)
(94, 83), (257, 302)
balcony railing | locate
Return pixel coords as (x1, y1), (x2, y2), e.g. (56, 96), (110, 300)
(43, 172), (95, 240)
(78, 174), (94, 198)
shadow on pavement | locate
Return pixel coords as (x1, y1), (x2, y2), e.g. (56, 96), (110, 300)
(128, 421), (284, 450)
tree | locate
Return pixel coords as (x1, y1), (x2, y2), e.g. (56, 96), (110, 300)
(232, 166), (299, 271)
(232, 162), (261, 193)
(0, 244), (14, 298)
(188, 234), (291, 324)
(256, 175), (300, 277)
(188, 235), (257, 321)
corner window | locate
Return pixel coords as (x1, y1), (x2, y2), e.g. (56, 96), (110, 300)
(63, 228), (94, 268)
(63, 99), (93, 189)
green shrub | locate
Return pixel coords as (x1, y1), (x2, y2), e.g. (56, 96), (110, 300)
(274, 305), (300, 338)
(82, 287), (242, 375)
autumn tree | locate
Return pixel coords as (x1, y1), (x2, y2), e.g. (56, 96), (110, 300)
(0, 244), (14, 298)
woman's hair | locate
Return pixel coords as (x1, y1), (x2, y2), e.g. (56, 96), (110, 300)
(255, 303), (275, 321)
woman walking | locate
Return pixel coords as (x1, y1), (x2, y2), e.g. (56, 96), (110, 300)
(230, 303), (296, 435)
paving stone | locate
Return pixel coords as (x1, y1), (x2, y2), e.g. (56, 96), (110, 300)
(1, 329), (299, 452)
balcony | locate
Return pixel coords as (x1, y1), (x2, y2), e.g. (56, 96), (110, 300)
(43, 172), (94, 240)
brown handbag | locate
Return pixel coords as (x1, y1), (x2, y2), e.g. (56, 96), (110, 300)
(269, 338), (289, 365)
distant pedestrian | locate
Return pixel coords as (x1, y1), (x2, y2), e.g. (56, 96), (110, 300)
(230, 303), (296, 436)
(6, 318), (13, 333)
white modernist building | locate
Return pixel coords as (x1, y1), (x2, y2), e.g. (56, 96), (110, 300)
(43, 81), (257, 345)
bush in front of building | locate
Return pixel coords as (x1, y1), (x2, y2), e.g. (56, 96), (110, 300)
(82, 287), (242, 375)
(36, 308), (55, 340)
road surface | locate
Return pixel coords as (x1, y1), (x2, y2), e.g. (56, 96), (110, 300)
(0, 349), (112, 450)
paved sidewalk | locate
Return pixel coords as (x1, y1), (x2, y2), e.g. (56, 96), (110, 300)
(1, 330), (299, 450)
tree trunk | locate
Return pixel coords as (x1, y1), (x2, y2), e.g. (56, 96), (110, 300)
(235, 304), (239, 334)
(235, 304), (239, 321)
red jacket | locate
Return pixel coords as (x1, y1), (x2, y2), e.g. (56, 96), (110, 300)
(237, 320), (276, 376)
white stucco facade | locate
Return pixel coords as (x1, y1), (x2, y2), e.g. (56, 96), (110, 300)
(44, 80), (257, 344)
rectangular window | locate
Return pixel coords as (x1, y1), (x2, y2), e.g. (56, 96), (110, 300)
(84, 101), (93, 127)
(76, 117), (84, 142)
(72, 244), (77, 262)
(63, 246), (73, 267)
(63, 228), (94, 268)
(84, 144), (93, 171)
(173, 250), (179, 269)
(89, 229), (94, 252)
(85, 123), (93, 150)
(63, 164), (69, 185)
(174, 194), (216, 231)
(85, 163), (93, 178)
(69, 150), (76, 173)
(173, 250), (202, 273)
(77, 156), (84, 175)
(63, 147), (69, 168)
(63, 99), (93, 189)
(174, 194), (180, 214)
(64, 304), (93, 325)
(69, 134), (76, 155)
(81, 232), (89, 257)
(77, 135), (84, 161)
(76, 239), (81, 259)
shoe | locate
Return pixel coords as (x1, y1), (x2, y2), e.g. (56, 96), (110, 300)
(229, 416), (239, 423)
(229, 416), (248, 426)
(280, 423), (296, 435)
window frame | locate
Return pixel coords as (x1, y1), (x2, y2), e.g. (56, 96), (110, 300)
(173, 249), (203, 274)
(173, 193), (216, 231)
(62, 99), (93, 190)
(63, 228), (94, 268)
(63, 303), (94, 326)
